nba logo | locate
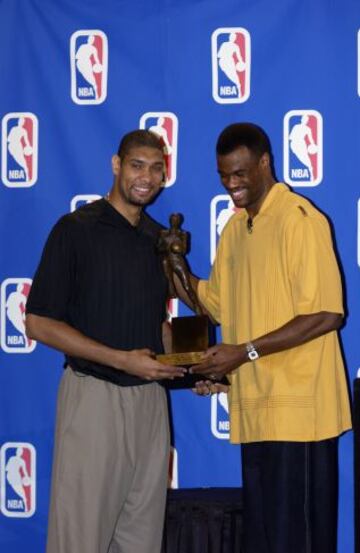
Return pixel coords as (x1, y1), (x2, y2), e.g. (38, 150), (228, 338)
(283, 110), (323, 187)
(139, 112), (178, 187)
(70, 30), (108, 105)
(1, 112), (38, 188)
(0, 278), (36, 353)
(211, 28), (251, 104)
(168, 446), (179, 489)
(0, 442), (36, 518)
(211, 392), (230, 439)
(70, 193), (102, 212)
(210, 194), (240, 263)
(166, 298), (179, 322)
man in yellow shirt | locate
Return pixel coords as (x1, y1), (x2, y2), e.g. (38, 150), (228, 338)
(191, 123), (351, 553)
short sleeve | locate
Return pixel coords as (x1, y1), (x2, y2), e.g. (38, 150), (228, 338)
(198, 234), (225, 323)
(26, 217), (75, 321)
(286, 209), (343, 316)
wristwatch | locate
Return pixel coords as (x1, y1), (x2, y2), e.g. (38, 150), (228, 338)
(246, 342), (259, 361)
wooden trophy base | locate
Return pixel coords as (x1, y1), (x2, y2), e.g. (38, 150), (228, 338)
(158, 315), (222, 389)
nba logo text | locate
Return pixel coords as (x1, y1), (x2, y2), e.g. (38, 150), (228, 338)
(139, 112), (178, 187)
(70, 30), (108, 105)
(0, 442), (36, 518)
(211, 393), (230, 439)
(70, 193), (102, 212)
(0, 278), (36, 353)
(1, 113), (38, 188)
(283, 110), (323, 187)
(211, 28), (251, 104)
(210, 194), (239, 263)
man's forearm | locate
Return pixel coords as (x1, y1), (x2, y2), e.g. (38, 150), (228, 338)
(26, 313), (187, 381)
(191, 311), (343, 379)
(26, 313), (126, 369)
(251, 311), (343, 357)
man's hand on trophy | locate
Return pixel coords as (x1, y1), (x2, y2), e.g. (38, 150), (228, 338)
(190, 343), (246, 381)
(122, 348), (186, 381)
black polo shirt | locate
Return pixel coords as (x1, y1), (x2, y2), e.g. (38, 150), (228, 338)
(26, 199), (168, 386)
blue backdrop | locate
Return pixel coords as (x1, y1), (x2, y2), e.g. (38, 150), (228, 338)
(0, 1), (359, 551)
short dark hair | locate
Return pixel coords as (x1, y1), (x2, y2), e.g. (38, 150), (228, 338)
(216, 123), (272, 159)
(117, 130), (164, 159)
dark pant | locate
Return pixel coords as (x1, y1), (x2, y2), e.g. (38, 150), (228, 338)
(241, 439), (338, 553)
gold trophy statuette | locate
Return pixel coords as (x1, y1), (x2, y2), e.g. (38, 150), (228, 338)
(157, 213), (212, 368)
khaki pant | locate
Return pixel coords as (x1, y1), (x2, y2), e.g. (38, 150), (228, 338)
(46, 368), (170, 553)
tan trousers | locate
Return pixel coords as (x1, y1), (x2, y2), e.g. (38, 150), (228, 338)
(46, 368), (170, 553)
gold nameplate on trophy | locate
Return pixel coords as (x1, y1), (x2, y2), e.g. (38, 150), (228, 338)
(157, 351), (204, 366)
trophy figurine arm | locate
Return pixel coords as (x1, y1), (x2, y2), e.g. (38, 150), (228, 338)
(162, 256), (177, 298)
(167, 258), (203, 316)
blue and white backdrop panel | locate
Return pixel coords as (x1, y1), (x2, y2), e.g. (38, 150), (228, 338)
(0, 1), (359, 552)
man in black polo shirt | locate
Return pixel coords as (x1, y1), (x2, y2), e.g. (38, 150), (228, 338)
(25, 130), (185, 553)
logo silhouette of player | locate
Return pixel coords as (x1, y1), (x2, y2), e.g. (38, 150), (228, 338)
(218, 392), (229, 414)
(5, 447), (31, 512)
(7, 117), (32, 180)
(216, 199), (236, 236)
(6, 283), (29, 346)
(217, 32), (246, 98)
(289, 114), (318, 181)
(75, 35), (102, 99)
(149, 117), (172, 155)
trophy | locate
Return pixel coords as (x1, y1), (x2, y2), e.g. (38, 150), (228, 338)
(156, 213), (214, 375)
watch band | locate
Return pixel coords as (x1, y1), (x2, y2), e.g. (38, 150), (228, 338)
(246, 342), (259, 361)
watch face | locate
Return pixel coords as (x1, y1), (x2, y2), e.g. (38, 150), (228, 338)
(248, 350), (259, 361)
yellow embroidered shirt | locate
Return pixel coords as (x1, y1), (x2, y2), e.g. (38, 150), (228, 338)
(198, 183), (352, 443)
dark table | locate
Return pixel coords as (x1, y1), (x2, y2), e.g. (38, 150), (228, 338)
(162, 488), (243, 553)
